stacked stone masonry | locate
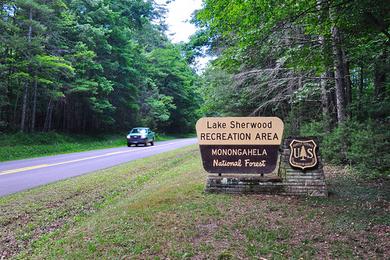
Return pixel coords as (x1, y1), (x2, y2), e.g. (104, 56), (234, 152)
(206, 176), (285, 194)
(279, 137), (328, 197)
(205, 137), (328, 197)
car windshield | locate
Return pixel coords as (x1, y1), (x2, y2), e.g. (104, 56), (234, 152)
(130, 128), (147, 134)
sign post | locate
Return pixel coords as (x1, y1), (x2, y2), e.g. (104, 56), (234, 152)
(196, 117), (284, 175)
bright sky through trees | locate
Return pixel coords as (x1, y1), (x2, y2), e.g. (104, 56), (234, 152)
(156, 0), (209, 71)
(157, 0), (202, 43)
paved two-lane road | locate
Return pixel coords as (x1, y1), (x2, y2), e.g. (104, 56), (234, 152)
(0, 138), (197, 197)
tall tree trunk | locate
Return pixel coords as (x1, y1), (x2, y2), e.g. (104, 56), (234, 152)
(317, 0), (332, 131)
(320, 71), (331, 130)
(67, 99), (73, 132)
(62, 100), (66, 131)
(20, 82), (28, 132)
(13, 91), (19, 128)
(82, 104), (87, 133)
(318, 35), (330, 121)
(342, 48), (352, 116)
(31, 75), (37, 132)
(43, 98), (52, 132)
(358, 67), (364, 117)
(318, 30), (331, 130)
(6, 48), (13, 126)
(27, 8), (33, 42)
(328, 71), (337, 128)
(330, 9), (347, 124)
(20, 8), (33, 132)
(48, 104), (53, 131)
(374, 50), (387, 99)
(289, 77), (302, 135)
(329, 7), (349, 162)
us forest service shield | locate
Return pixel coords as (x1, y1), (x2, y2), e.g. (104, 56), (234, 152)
(289, 139), (318, 170)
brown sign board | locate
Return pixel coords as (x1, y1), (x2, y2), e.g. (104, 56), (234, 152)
(196, 117), (284, 174)
(289, 138), (318, 170)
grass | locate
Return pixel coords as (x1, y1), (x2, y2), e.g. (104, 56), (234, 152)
(0, 146), (389, 259)
(0, 132), (193, 162)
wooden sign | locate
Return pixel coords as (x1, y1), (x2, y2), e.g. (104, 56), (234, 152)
(196, 117), (284, 174)
(289, 138), (318, 170)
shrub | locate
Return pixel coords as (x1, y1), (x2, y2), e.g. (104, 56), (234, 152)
(300, 120), (390, 178)
(346, 122), (390, 178)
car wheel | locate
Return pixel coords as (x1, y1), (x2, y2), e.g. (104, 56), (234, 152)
(151, 139), (154, 146)
(127, 144), (131, 147)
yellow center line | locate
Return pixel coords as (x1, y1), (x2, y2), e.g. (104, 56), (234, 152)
(0, 164), (51, 175)
(0, 140), (190, 176)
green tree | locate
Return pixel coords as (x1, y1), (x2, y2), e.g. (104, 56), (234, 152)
(147, 46), (200, 133)
(0, 0), (200, 134)
(192, 0), (389, 177)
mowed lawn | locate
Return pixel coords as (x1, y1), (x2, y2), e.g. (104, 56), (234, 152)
(0, 146), (389, 259)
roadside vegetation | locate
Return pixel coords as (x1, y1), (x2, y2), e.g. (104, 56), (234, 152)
(0, 146), (388, 259)
(1, 0), (388, 179)
(0, 132), (192, 162)
(0, 0), (201, 135)
(190, 0), (389, 178)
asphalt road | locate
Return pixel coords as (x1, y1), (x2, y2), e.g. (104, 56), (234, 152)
(0, 138), (197, 197)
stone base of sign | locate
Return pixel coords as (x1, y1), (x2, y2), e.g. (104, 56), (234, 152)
(204, 137), (328, 197)
(205, 175), (284, 194)
(278, 137), (328, 197)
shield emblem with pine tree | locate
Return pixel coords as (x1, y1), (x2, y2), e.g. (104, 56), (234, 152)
(289, 139), (318, 170)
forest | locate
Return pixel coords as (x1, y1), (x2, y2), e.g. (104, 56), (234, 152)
(189, 0), (389, 178)
(1, 0), (389, 177)
(0, 0), (201, 134)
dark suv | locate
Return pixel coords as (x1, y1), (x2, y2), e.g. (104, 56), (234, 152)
(126, 127), (155, 147)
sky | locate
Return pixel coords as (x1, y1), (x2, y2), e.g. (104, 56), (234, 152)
(155, 0), (210, 72)
(156, 0), (203, 43)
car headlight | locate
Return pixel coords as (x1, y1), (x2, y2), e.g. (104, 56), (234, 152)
(141, 135), (147, 139)
(127, 134), (131, 138)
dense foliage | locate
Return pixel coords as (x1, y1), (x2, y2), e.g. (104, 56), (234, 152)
(0, 0), (200, 134)
(1, 0), (389, 177)
(192, 0), (389, 177)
